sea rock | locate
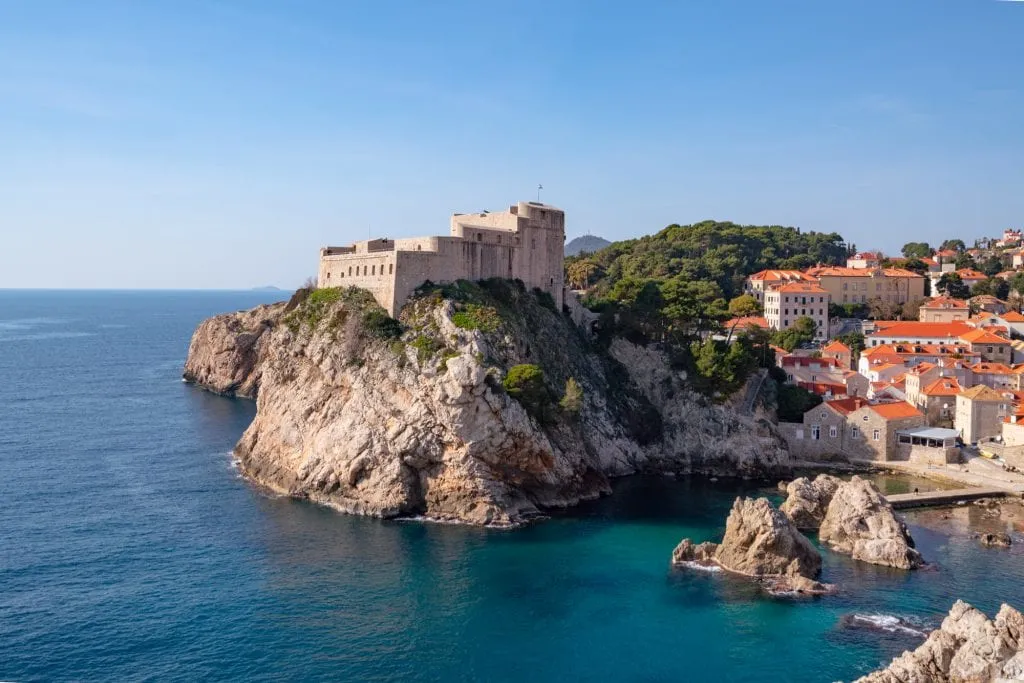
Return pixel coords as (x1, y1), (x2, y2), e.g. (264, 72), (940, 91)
(780, 473), (843, 529)
(854, 600), (1024, 682)
(672, 497), (831, 594)
(977, 532), (1012, 548)
(819, 476), (924, 569)
(184, 283), (792, 525)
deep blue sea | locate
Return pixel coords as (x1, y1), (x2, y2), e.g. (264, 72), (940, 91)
(2, 290), (1023, 682)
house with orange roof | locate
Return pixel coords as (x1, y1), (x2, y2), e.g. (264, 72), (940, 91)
(966, 362), (1015, 390)
(916, 376), (961, 426)
(959, 328), (1012, 363)
(743, 269), (818, 303)
(996, 269), (1017, 280)
(763, 281), (830, 340)
(869, 374), (907, 402)
(805, 265), (925, 306)
(955, 384), (1010, 444)
(866, 321), (974, 347)
(784, 397), (925, 462)
(918, 296), (969, 323)
(822, 339), (853, 370)
(956, 268), (988, 290)
(778, 355), (865, 398)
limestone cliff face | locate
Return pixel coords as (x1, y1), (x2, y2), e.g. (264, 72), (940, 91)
(183, 282), (791, 525)
(182, 302), (288, 398)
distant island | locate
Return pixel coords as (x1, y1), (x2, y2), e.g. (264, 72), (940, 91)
(565, 234), (611, 256)
(251, 285), (284, 291)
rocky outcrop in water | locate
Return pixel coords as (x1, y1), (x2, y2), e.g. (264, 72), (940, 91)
(184, 282), (791, 525)
(672, 497), (830, 594)
(854, 600), (1024, 682)
(780, 473), (843, 530)
(819, 476), (923, 570)
(182, 301), (289, 398)
(977, 532), (1012, 548)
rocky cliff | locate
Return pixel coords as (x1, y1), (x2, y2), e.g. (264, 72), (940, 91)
(183, 281), (791, 525)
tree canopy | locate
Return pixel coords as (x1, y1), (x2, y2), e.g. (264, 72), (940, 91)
(901, 242), (931, 259)
(937, 273), (970, 299)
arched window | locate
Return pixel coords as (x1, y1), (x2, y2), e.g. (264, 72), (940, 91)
(348, 266), (352, 276)
(476, 234), (482, 242)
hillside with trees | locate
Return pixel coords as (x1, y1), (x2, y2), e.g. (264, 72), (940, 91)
(564, 220), (849, 399)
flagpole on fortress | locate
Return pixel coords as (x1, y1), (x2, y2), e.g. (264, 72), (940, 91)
(537, 184), (543, 202)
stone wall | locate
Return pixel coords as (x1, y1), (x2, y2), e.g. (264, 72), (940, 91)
(318, 201), (565, 316)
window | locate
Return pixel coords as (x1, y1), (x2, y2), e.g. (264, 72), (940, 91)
(477, 234), (482, 242)
(348, 266), (352, 276)
(327, 272), (330, 278)
(872, 429), (880, 441)
(389, 264), (393, 275)
(829, 425), (838, 438)
(811, 425), (820, 440)
(796, 429), (804, 440)
(862, 415), (869, 421)
(843, 283), (848, 290)
(988, 347), (993, 353)
(852, 426), (860, 439)
(372, 265), (376, 275)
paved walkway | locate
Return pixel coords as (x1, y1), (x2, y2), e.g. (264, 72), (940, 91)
(868, 454), (1024, 495)
(887, 487), (1013, 509)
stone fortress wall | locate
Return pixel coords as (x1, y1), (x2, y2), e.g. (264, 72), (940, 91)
(318, 201), (566, 316)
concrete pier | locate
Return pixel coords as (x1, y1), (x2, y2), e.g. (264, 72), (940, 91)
(887, 488), (1013, 509)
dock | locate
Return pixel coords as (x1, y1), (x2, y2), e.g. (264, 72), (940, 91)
(887, 488), (1013, 509)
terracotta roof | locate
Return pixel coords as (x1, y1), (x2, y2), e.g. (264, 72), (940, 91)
(725, 316), (769, 331)
(968, 362), (1012, 374)
(956, 268), (987, 280)
(867, 321), (974, 339)
(920, 296), (968, 310)
(850, 252), (882, 260)
(748, 269), (817, 282)
(825, 397), (870, 415)
(959, 329), (1010, 345)
(804, 266), (922, 278)
(959, 385), (1005, 402)
(823, 340), (850, 353)
(906, 362), (936, 376)
(781, 355), (838, 368)
(1011, 364), (1024, 375)
(935, 249), (958, 258)
(798, 381), (847, 396)
(773, 282), (829, 294)
(869, 402), (924, 419)
(921, 377), (962, 397)
(1003, 312), (1024, 322)
(996, 271), (1017, 280)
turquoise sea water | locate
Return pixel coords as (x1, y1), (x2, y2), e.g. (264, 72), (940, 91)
(2, 290), (1023, 682)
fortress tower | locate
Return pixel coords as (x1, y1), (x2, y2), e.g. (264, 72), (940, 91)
(318, 201), (566, 316)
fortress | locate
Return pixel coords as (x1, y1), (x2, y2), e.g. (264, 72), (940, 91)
(318, 200), (566, 316)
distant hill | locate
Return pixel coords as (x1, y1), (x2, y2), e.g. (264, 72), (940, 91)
(252, 285), (284, 291)
(565, 235), (611, 256)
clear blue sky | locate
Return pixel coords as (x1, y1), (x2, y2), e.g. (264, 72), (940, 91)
(2, 0), (1022, 289)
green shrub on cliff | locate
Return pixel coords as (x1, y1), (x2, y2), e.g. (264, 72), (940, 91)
(452, 303), (501, 333)
(559, 377), (583, 416)
(503, 364), (551, 420)
(362, 308), (403, 340)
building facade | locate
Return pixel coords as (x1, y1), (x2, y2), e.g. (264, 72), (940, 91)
(955, 385), (1008, 444)
(763, 282), (830, 340)
(918, 296), (969, 322)
(805, 266), (926, 306)
(318, 201), (565, 316)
